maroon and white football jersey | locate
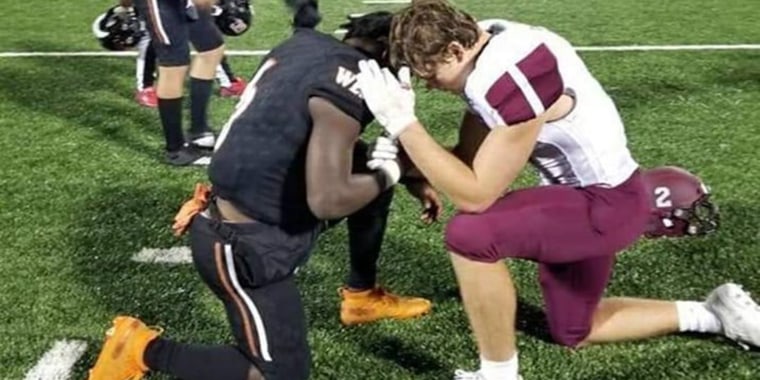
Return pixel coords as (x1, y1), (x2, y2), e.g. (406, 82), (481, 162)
(467, 19), (638, 188)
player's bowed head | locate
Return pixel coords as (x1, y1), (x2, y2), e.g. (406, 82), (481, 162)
(389, 0), (482, 93)
(283, 0), (393, 68)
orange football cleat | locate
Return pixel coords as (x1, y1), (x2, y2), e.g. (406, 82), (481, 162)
(339, 286), (432, 325)
(87, 316), (162, 380)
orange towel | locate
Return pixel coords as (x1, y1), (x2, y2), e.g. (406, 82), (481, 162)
(172, 183), (211, 237)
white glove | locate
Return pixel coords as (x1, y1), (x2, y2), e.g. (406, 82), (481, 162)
(367, 137), (402, 189)
(368, 136), (398, 160)
(356, 60), (417, 139)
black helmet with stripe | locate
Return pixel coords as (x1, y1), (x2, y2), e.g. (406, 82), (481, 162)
(92, 6), (145, 51)
(213, 0), (253, 36)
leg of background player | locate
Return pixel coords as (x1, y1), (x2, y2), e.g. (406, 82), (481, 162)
(156, 64), (189, 152)
(188, 46), (223, 140)
(135, 37), (158, 107)
(218, 56), (247, 98)
(136, 0), (209, 165)
(187, 8), (225, 149)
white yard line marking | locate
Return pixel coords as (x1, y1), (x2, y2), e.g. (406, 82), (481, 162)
(362, 0), (411, 3)
(334, 29), (347, 35)
(1, 44), (759, 58)
(0, 50), (270, 58)
(132, 246), (192, 264)
(24, 340), (87, 380)
(0, 51), (138, 57)
(575, 44), (760, 51)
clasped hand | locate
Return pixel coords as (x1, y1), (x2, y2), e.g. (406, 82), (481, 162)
(356, 60), (418, 139)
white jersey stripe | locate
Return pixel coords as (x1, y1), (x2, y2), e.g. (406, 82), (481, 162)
(506, 65), (545, 116)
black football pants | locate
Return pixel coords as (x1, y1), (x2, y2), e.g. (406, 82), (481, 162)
(143, 142), (394, 379)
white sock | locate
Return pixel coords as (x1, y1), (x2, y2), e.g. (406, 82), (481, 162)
(479, 352), (519, 380)
(676, 301), (722, 334)
(216, 65), (231, 88)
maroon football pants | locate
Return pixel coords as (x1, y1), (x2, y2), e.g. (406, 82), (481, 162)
(445, 170), (649, 346)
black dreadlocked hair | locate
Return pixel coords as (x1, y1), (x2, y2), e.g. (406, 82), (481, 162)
(284, 0), (322, 28)
(283, 1), (394, 64)
(339, 12), (394, 65)
(339, 11), (393, 41)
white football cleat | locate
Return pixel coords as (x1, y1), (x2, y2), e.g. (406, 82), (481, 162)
(705, 283), (760, 350)
(189, 131), (216, 150)
(454, 369), (522, 380)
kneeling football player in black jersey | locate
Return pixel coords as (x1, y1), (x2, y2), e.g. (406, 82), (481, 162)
(87, 1), (440, 380)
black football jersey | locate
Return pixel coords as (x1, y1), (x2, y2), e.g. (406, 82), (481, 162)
(209, 28), (373, 232)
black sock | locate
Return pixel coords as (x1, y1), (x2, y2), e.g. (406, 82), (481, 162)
(189, 77), (213, 135)
(221, 56), (236, 79)
(345, 143), (394, 289)
(143, 44), (157, 88)
(346, 188), (394, 290)
(157, 97), (184, 152)
(144, 338), (254, 380)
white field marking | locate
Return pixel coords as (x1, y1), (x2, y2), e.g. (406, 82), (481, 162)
(575, 44), (760, 52)
(1, 44), (760, 58)
(132, 246), (192, 264)
(350, 13), (367, 17)
(0, 50), (270, 58)
(24, 340), (87, 380)
(363, 0), (410, 3)
(334, 29), (347, 36)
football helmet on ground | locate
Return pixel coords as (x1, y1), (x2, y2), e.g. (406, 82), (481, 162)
(641, 165), (719, 238)
(92, 6), (145, 51)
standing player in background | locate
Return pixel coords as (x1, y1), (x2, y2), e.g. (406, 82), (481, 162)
(132, 35), (159, 107)
(93, 3), (247, 108)
(86, 1), (436, 379)
(121, 0), (225, 166)
(134, 0), (251, 107)
(356, 1), (760, 379)
(207, 0), (250, 98)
